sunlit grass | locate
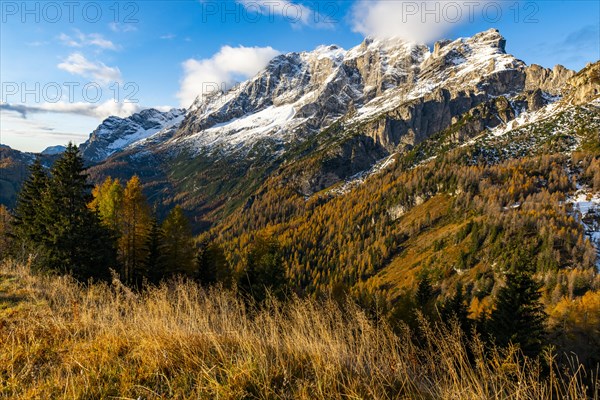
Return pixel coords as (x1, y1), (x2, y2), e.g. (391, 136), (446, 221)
(0, 260), (597, 399)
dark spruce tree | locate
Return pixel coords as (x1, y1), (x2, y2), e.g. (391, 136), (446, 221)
(142, 214), (164, 285)
(40, 143), (115, 281)
(159, 205), (196, 278)
(415, 274), (436, 319)
(487, 270), (547, 358)
(416, 275), (434, 306)
(409, 274), (438, 346)
(11, 158), (49, 260)
(238, 236), (287, 303)
(440, 284), (471, 332)
(197, 241), (232, 288)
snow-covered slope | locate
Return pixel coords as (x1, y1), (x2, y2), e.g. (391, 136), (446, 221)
(82, 29), (591, 208)
(175, 29), (535, 154)
(41, 145), (66, 155)
(79, 108), (186, 163)
(81, 29), (578, 164)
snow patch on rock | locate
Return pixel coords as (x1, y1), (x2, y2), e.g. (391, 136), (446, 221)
(568, 189), (600, 271)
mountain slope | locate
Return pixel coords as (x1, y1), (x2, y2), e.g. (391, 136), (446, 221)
(3, 31), (598, 243)
(86, 30), (584, 219)
(80, 108), (186, 163)
(2, 33), (599, 354)
(0, 145), (62, 208)
(204, 61), (599, 307)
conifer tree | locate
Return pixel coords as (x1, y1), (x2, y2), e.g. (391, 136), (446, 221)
(40, 143), (115, 280)
(487, 270), (547, 358)
(239, 236), (286, 302)
(197, 241), (231, 287)
(12, 158), (48, 255)
(120, 176), (151, 284)
(440, 284), (471, 334)
(160, 205), (195, 278)
(142, 213), (164, 285)
(416, 275), (434, 306)
(415, 274), (436, 319)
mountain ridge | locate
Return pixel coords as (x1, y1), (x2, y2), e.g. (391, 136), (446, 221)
(2, 29), (597, 225)
(81, 29), (581, 167)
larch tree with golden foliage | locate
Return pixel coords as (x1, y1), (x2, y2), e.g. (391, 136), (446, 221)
(120, 176), (151, 284)
(89, 177), (124, 233)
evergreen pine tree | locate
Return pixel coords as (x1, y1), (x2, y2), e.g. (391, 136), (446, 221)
(239, 236), (286, 302)
(11, 158), (48, 257)
(160, 205), (196, 278)
(415, 274), (436, 319)
(143, 213), (164, 285)
(40, 143), (115, 280)
(488, 270), (547, 358)
(197, 241), (231, 287)
(416, 275), (433, 306)
(440, 284), (471, 334)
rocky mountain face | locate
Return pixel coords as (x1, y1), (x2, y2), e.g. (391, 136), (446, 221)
(562, 62), (600, 105)
(174, 29), (530, 154)
(40, 145), (66, 156)
(83, 29), (581, 167)
(3, 30), (598, 225)
(78, 32), (597, 216)
(79, 108), (186, 163)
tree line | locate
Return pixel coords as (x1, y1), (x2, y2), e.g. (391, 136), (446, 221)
(383, 270), (548, 360)
(0, 143), (596, 365)
(3, 144), (286, 302)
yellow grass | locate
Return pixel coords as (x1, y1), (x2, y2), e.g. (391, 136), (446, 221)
(0, 260), (597, 399)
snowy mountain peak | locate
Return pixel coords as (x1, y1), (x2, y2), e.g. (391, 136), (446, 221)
(41, 145), (66, 155)
(79, 108), (186, 163)
(84, 29), (578, 166)
(468, 28), (506, 51)
(173, 29), (533, 154)
(310, 44), (346, 61)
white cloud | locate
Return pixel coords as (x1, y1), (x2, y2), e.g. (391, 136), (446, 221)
(0, 100), (149, 151)
(177, 45), (280, 107)
(351, 0), (489, 43)
(160, 33), (176, 40)
(59, 30), (118, 50)
(109, 22), (138, 33)
(26, 41), (49, 47)
(1, 100), (141, 119)
(58, 53), (122, 84)
(236, 0), (335, 29)
(0, 109), (92, 152)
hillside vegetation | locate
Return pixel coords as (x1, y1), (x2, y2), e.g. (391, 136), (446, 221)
(1, 59), (598, 400)
(0, 260), (597, 399)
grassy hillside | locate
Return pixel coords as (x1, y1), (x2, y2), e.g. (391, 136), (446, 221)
(0, 260), (597, 399)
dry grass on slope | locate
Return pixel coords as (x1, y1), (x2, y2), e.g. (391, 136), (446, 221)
(0, 260), (597, 399)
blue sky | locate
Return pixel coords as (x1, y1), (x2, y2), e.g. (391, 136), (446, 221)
(1, 0), (598, 152)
